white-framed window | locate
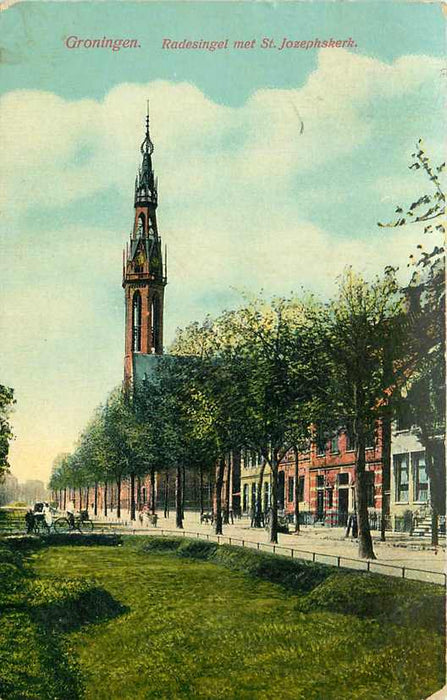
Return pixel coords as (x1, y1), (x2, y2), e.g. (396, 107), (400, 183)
(394, 453), (409, 502)
(412, 451), (428, 502)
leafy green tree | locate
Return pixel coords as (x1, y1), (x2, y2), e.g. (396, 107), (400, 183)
(379, 141), (445, 545)
(48, 453), (71, 509)
(0, 385), (15, 480)
(170, 319), (242, 535)
(100, 388), (135, 518)
(216, 297), (327, 543)
(324, 268), (405, 559)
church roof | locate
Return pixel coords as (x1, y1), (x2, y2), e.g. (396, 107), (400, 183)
(133, 353), (176, 385)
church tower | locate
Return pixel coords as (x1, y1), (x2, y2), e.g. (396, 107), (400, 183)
(123, 106), (167, 384)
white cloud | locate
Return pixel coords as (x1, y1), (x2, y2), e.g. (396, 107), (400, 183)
(1, 51), (443, 212)
(1, 49), (444, 483)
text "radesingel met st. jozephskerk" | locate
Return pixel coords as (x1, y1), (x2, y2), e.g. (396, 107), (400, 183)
(162, 37), (358, 51)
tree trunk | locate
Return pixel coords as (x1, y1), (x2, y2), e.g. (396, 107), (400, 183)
(199, 465), (204, 515)
(175, 466), (183, 529)
(419, 421), (446, 547)
(293, 446), (300, 533)
(208, 479), (213, 511)
(63, 488), (66, 511)
(130, 472), (136, 521)
(380, 413), (391, 542)
(269, 452), (279, 544)
(254, 459), (266, 527)
(164, 472), (169, 518)
(94, 482), (98, 517)
(86, 486), (90, 512)
(424, 436), (439, 547)
(117, 478), (121, 519)
(214, 457), (225, 535)
(355, 414), (376, 560)
(78, 487), (82, 511)
(104, 482), (108, 516)
(150, 468), (156, 515)
(223, 456), (231, 524)
(181, 464), (186, 517)
(137, 476), (141, 510)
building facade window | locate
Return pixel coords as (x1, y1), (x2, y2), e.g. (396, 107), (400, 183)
(412, 451), (428, 502)
(338, 473), (349, 486)
(251, 482), (257, 509)
(345, 421), (355, 451)
(299, 476), (305, 502)
(288, 476), (294, 503)
(365, 471), (375, 507)
(316, 426), (326, 456)
(151, 295), (161, 351)
(242, 484), (249, 511)
(330, 433), (339, 454)
(137, 213), (145, 237)
(132, 291), (142, 352)
(263, 482), (270, 512)
(394, 454), (409, 502)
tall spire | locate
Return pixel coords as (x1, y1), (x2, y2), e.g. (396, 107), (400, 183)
(135, 102), (157, 206)
(141, 100), (154, 158)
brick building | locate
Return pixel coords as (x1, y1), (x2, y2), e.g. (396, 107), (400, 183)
(240, 424), (384, 527)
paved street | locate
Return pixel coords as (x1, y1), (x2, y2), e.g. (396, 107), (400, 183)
(95, 510), (446, 579)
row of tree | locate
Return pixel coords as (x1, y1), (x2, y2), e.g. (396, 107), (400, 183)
(49, 144), (445, 558)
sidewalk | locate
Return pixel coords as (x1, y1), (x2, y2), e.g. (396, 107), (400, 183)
(97, 510), (446, 577)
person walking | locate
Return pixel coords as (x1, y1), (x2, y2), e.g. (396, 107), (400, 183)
(25, 509), (35, 534)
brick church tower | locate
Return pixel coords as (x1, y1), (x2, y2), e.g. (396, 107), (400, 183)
(123, 106), (167, 384)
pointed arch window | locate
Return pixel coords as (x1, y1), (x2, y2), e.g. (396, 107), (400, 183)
(151, 294), (161, 352)
(132, 291), (142, 352)
(137, 213), (145, 237)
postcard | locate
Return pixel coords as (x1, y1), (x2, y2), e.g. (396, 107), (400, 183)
(0, 1), (445, 698)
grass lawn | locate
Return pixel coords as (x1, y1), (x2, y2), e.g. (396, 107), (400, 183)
(23, 538), (444, 700)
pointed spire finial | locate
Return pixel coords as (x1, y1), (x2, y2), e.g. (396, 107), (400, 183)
(141, 100), (154, 156)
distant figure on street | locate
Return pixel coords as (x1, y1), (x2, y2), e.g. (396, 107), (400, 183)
(250, 505), (256, 527)
(43, 502), (52, 527)
(25, 509), (35, 534)
(346, 513), (358, 539)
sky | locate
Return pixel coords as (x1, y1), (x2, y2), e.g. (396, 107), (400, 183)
(0, 1), (445, 484)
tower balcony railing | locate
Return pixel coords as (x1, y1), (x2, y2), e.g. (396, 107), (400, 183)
(135, 191), (158, 206)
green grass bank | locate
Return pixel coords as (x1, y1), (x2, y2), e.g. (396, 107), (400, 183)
(0, 535), (444, 699)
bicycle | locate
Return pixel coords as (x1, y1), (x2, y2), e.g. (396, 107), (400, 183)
(54, 513), (94, 534)
(33, 512), (94, 535)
